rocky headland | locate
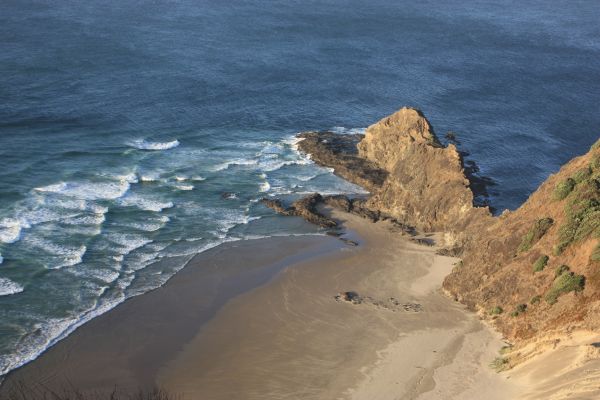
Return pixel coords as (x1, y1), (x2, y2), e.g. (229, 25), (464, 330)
(266, 107), (600, 366)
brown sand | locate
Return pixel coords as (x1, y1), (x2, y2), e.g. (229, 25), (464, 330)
(1, 234), (343, 393)
(157, 210), (518, 399)
(2, 209), (520, 399)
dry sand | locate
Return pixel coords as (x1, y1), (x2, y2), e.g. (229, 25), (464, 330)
(2, 209), (526, 399)
(158, 210), (519, 399)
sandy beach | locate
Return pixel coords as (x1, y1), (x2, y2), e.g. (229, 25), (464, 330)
(2, 208), (518, 399)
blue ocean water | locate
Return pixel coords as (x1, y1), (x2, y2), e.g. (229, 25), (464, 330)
(1, 0), (599, 377)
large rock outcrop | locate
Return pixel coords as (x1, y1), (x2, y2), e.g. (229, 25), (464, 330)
(293, 106), (600, 343)
(358, 107), (490, 233)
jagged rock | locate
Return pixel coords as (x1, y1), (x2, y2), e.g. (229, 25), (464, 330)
(357, 107), (491, 232)
(261, 194), (337, 228)
(261, 198), (294, 216)
(335, 291), (362, 304)
(291, 193), (337, 228)
(297, 132), (387, 191)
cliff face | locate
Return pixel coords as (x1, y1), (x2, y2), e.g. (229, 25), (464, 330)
(357, 108), (490, 233)
(295, 106), (600, 342)
(444, 141), (600, 340)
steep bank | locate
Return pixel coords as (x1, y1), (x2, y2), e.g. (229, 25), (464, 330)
(293, 106), (600, 350)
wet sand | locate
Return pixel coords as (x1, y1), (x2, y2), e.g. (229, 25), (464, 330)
(157, 210), (517, 399)
(2, 209), (518, 399)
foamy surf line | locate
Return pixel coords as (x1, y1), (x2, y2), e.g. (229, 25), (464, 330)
(0, 228), (326, 379)
(128, 139), (180, 151)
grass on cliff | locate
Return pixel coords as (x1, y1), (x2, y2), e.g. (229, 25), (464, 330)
(545, 272), (585, 305)
(592, 244), (600, 262)
(555, 264), (570, 278)
(553, 178), (576, 200)
(510, 303), (527, 317)
(518, 218), (554, 253)
(555, 172), (600, 254)
(489, 306), (503, 315)
(533, 255), (549, 272)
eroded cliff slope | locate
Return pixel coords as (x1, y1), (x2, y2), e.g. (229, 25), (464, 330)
(296, 107), (600, 342)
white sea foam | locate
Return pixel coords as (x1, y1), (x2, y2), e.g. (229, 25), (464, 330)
(117, 193), (174, 212)
(173, 184), (194, 191)
(330, 126), (366, 135)
(191, 176), (206, 181)
(106, 233), (152, 257)
(128, 139), (180, 151)
(119, 216), (169, 232)
(0, 278), (22, 296)
(27, 238), (87, 269)
(210, 158), (259, 172)
(35, 180), (131, 201)
(0, 219), (23, 243)
(259, 181), (271, 192)
(62, 213), (106, 226)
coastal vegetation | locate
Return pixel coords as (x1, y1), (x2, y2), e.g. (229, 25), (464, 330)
(555, 166), (600, 255)
(510, 304), (527, 317)
(545, 272), (585, 305)
(518, 217), (554, 253)
(532, 255), (549, 272)
(489, 306), (503, 315)
(553, 178), (576, 200)
(530, 295), (542, 305)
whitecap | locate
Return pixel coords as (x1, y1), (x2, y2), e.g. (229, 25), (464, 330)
(0, 278), (23, 296)
(0, 219), (23, 243)
(128, 139), (180, 151)
(27, 238), (87, 269)
(106, 233), (152, 256)
(35, 180), (131, 201)
(259, 181), (270, 192)
(210, 158), (258, 172)
(118, 216), (169, 232)
(173, 184), (194, 191)
(330, 126), (366, 135)
(117, 194), (174, 212)
(191, 176), (206, 181)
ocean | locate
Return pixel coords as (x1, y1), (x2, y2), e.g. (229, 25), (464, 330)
(1, 0), (599, 378)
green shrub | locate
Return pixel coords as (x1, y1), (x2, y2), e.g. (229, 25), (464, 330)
(591, 155), (600, 171)
(553, 242), (568, 256)
(592, 244), (600, 262)
(554, 178), (576, 200)
(545, 272), (585, 305)
(530, 295), (542, 305)
(511, 303), (527, 317)
(555, 264), (570, 278)
(533, 255), (549, 272)
(518, 218), (554, 253)
(490, 356), (509, 371)
(489, 306), (503, 315)
(572, 168), (592, 184)
(556, 177), (600, 253)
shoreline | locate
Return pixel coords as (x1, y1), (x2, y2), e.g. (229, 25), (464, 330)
(0, 232), (345, 393)
(2, 208), (519, 399)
